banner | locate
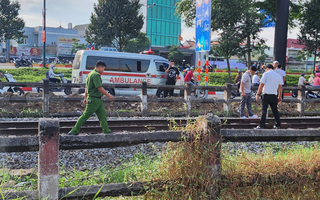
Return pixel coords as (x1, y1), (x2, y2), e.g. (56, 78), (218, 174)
(58, 37), (77, 44)
(10, 47), (40, 56)
(195, 0), (212, 52)
(57, 43), (73, 55)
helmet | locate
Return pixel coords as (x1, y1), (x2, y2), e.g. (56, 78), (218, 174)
(316, 73), (320, 77)
(190, 67), (195, 70)
(238, 70), (242, 73)
(50, 64), (55, 68)
(301, 73), (305, 76)
(21, 53), (25, 56)
(255, 71), (259, 74)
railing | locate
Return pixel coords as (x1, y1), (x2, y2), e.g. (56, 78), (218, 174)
(1, 116), (320, 199)
(0, 80), (319, 117)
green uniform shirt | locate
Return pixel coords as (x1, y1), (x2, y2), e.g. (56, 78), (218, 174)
(86, 69), (103, 98)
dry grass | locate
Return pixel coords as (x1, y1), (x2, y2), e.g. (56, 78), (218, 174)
(144, 117), (320, 199)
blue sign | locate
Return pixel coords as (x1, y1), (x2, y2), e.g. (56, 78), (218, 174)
(261, 9), (275, 28)
(195, 0), (211, 52)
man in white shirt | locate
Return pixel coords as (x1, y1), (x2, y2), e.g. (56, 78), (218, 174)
(252, 71), (260, 86)
(255, 64), (283, 129)
(273, 60), (279, 69)
(240, 66), (258, 119)
(275, 64), (286, 99)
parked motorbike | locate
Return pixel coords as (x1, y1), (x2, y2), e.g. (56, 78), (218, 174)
(291, 84), (320, 99)
(231, 86), (257, 99)
(0, 72), (25, 95)
(14, 58), (33, 68)
(37, 73), (72, 95)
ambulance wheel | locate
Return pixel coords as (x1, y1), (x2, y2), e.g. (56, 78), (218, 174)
(156, 89), (165, 98)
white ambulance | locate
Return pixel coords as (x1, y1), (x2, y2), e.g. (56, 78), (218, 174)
(71, 50), (184, 97)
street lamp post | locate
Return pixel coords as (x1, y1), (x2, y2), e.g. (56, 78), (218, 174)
(148, 3), (156, 47)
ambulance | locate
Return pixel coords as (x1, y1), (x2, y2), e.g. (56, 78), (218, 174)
(71, 50), (184, 97)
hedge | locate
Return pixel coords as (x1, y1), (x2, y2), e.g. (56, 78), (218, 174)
(0, 68), (72, 82)
(199, 72), (308, 87)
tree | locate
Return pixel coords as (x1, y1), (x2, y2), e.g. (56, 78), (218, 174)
(85, 0), (143, 52)
(298, 0), (320, 59)
(251, 44), (270, 64)
(71, 39), (86, 54)
(167, 46), (184, 65)
(0, 0), (25, 43)
(176, 0), (303, 29)
(123, 33), (150, 53)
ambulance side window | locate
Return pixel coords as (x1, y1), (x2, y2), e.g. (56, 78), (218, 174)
(156, 62), (169, 72)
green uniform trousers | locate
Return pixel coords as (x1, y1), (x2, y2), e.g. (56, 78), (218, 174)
(70, 97), (111, 134)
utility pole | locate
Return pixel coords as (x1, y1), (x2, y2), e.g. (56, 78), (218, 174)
(42, 0), (46, 68)
(273, 0), (290, 70)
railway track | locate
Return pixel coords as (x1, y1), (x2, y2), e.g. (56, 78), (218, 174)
(0, 117), (319, 135)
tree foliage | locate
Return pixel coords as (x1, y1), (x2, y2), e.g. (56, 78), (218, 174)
(167, 46), (185, 65)
(0, 0), (25, 43)
(71, 39), (86, 54)
(298, 0), (320, 56)
(124, 33), (150, 53)
(85, 0), (143, 52)
(176, 0), (304, 29)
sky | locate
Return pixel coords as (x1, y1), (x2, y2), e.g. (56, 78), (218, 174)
(17, 0), (301, 48)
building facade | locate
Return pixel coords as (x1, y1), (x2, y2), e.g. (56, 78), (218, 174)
(143, 0), (181, 47)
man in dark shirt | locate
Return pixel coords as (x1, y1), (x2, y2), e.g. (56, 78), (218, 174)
(164, 60), (180, 97)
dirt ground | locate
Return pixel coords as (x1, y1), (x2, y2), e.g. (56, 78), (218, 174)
(0, 92), (319, 117)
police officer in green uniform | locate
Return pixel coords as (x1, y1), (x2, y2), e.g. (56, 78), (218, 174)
(68, 60), (114, 135)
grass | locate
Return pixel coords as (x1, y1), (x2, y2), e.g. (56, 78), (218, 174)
(1, 118), (320, 199)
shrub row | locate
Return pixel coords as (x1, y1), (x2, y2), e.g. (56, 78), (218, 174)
(199, 72), (309, 87)
(0, 68), (309, 87)
(0, 68), (72, 82)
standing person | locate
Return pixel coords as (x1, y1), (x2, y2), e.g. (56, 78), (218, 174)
(68, 60), (114, 135)
(234, 70), (242, 94)
(240, 66), (258, 119)
(273, 60), (279, 69)
(252, 71), (260, 86)
(255, 64), (283, 129)
(308, 74), (314, 86)
(164, 61), (180, 97)
(275, 64), (286, 99)
(313, 73), (320, 86)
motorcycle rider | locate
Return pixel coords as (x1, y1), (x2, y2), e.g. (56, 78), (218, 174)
(20, 53), (27, 65)
(48, 64), (61, 83)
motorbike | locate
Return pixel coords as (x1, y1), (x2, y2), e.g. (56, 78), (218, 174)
(0, 72), (25, 96)
(291, 84), (320, 99)
(37, 73), (72, 95)
(231, 85), (257, 99)
(14, 58), (33, 68)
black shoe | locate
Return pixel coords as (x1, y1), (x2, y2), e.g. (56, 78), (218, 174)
(254, 126), (264, 129)
(68, 131), (79, 135)
(273, 125), (280, 129)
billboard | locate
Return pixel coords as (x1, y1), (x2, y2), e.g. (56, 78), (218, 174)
(57, 43), (73, 55)
(58, 37), (77, 44)
(195, 0), (212, 52)
(10, 47), (40, 56)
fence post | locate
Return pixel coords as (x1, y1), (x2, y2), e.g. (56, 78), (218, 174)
(38, 118), (59, 200)
(223, 84), (232, 111)
(184, 83), (192, 116)
(42, 79), (50, 117)
(297, 85), (305, 116)
(202, 114), (221, 199)
(140, 81), (148, 117)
